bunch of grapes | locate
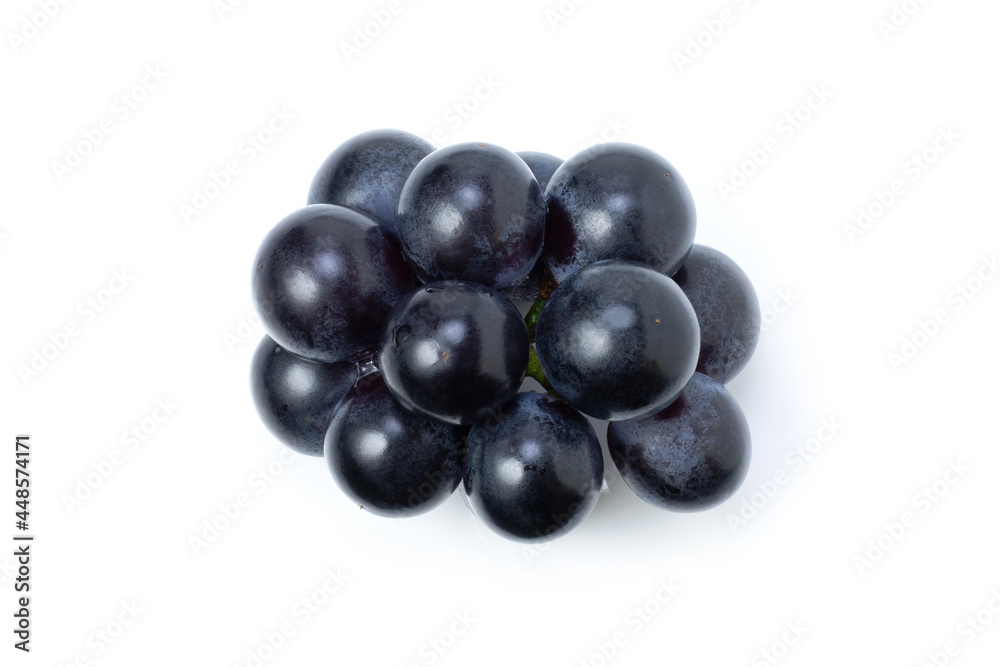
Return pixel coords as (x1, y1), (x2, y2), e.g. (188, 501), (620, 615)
(250, 130), (761, 542)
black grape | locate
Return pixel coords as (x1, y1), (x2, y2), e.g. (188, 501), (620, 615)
(535, 260), (699, 421)
(464, 392), (603, 542)
(379, 281), (528, 425)
(516, 151), (563, 191)
(252, 204), (413, 363)
(396, 142), (545, 289)
(543, 142), (696, 283)
(607, 372), (751, 511)
(250, 335), (358, 456)
(672, 244), (761, 384)
(307, 129), (434, 235)
(325, 372), (467, 517)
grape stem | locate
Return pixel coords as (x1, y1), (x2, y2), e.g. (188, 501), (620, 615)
(526, 346), (557, 395)
(524, 297), (545, 344)
(523, 298), (558, 396)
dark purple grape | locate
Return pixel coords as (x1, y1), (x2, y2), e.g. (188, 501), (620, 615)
(672, 245), (761, 384)
(325, 372), (467, 517)
(379, 281), (528, 425)
(516, 151), (563, 191)
(307, 129), (434, 235)
(252, 204), (413, 363)
(502, 151), (564, 302)
(607, 372), (751, 511)
(543, 142), (696, 283)
(250, 336), (358, 456)
(464, 392), (603, 542)
(396, 142), (545, 289)
(535, 260), (699, 421)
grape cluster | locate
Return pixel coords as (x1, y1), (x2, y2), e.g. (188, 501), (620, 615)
(250, 129), (761, 543)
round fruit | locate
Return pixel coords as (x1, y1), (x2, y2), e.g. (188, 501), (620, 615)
(607, 372), (751, 511)
(464, 392), (603, 542)
(516, 151), (563, 191)
(252, 204), (413, 363)
(543, 142), (696, 283)
(672, 244), (760, 384)
(535, 260), (700, 421)
(379, 281), (529, 425)
(325, 372), (467, 517)
(396, 142), (545, 289)
(307, 129), (434, 235)
(250, 336), (358, 456)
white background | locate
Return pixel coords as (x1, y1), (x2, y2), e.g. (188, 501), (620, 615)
(3, 0), (999, 665)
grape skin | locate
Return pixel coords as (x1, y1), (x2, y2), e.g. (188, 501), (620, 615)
(535, 260), (700, 421)
(543, 142), (696, 283)
(379, 281), (529, 425)
(516, 151), (563, 192)
(307, 129), (434, 235)
(252, 204), (413, 363)
(325, 372), (467, 517)
(250, 335), (358, 456)
(607, 372), (751, 511)
(672, 244), (761, 384)
(464, 392), (603, 542)
(396, 142), (545, 289)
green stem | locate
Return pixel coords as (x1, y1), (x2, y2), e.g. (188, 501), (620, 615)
(524, 297), (546, 344)
(523, 297), (560, 396)
(526, 346), (558, 396)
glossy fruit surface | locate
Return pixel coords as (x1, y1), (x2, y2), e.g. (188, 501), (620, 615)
(672, 244), (760, 384)
(464, 392), (603, 542)
(325, 372), (467, 517)
(249, 130), (761, 535)
(252, 204), (413, 363)
(543, 142), (696, 283)
(516, 151), (563, 191)
(535, 260), (700, 421)
(502, 151), (564, 302)
(307, 129), (434, 235)
(250, 335), (358, 456)
(607, 372), (751, 511)
(380, 281), (529, 425)
(396, 142), (545, 289)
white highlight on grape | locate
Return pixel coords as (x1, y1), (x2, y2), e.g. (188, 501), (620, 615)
(604, 193), (630, 214)
(573, 322), (611, 362)
(414, 340), (443, 368)
(284, 363), (318, 394)
(520, 440), (541, 460)
(432, 203), (465, 237)
(357, 430), (389, 460)
(580, 210), (614, 242)
(498, 457), (524, 485)
(315, 251), (344, 279)
(440, 320), (467, 344)
(600, 304), (636, 329)
(285, 269), (320, 304)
